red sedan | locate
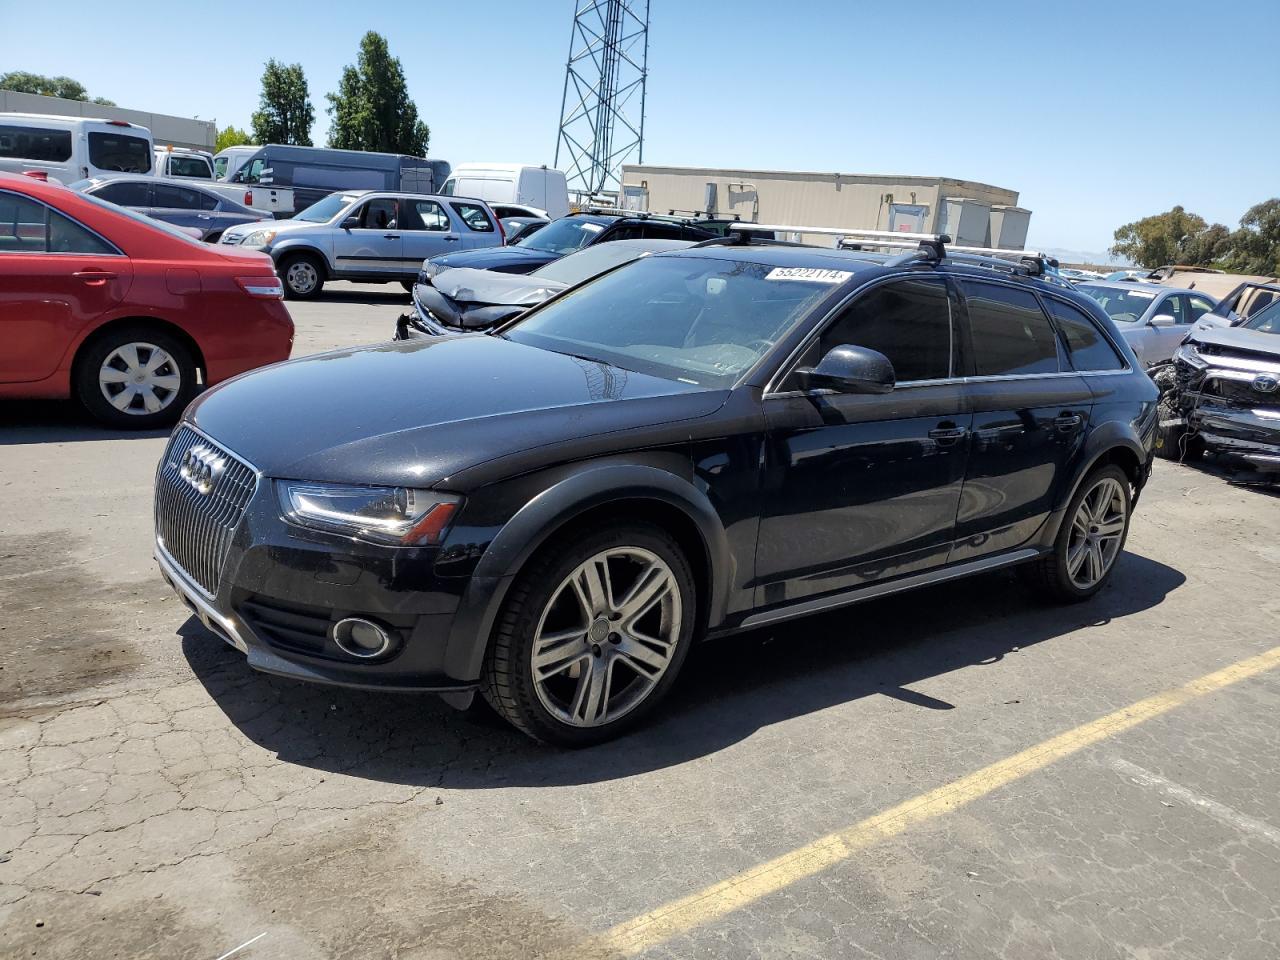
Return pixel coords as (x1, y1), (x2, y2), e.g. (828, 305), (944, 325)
(0, 172), (293, 428)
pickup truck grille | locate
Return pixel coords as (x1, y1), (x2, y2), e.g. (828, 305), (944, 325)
(154, 427), (257, 597)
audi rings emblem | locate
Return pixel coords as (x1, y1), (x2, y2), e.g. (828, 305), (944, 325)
(179, 445), (227, 495)
(1252, 374), (1279, 394)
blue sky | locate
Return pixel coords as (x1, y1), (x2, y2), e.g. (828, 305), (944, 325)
(2, 0), (1276, 252)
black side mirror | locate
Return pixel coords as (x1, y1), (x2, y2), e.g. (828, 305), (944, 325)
(341, 215), (361, 230)
(796, 345), (895, 395)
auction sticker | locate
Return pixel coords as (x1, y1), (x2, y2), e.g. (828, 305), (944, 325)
(765, 267), (853, 283)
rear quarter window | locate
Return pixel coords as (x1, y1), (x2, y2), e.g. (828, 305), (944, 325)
(1044, 298), (1126, 372)
(450, 202), (495, 232)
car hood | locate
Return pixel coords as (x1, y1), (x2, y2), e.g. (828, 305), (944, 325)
(430, 267), (567, 307)
(428, 245), (556, 274)
(187, 335), (727, 487)
(222, 217), (318, 239)
(1189, 325), (1280, 359)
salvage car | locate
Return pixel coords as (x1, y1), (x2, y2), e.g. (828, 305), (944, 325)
(71, 175), (270, 242)
(421, 211), (719, 277)
(0, 172), (292, 427)
(218, 191), (505, 299)
(1155, 301), (1280, 470)
(1077, 280), (1216, 366)
(396, 238), (692, 338)
(154, 236), (1157, 745)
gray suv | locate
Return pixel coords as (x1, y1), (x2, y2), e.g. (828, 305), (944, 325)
(218, 191), (505, 299)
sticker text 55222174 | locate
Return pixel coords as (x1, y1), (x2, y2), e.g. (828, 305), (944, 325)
(764, 267), (854, 284)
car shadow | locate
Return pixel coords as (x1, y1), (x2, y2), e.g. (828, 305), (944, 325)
(182, 551), (1185, 787)
(1168, 453), (1279, 494)
(0, 400), (170, 444)
(312, 288), (410, 305)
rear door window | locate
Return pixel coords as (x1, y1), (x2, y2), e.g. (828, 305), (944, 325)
(94, 181), (152, 206)
(408, 199), (451, 231)
(1044, 298), (1125, 371)
(0, 193), (50, 252)
(0, 125), (73, 162)
(88, 132), (152, 173)
(792, 276), (954, 384)
(449, 202), (495, 232)
(960, 280), (1061, 377)
(152, 185), (203, 209)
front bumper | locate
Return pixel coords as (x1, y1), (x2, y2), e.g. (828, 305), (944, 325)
(155, 441), (479, 693)
(1190, 401), (1280, 471)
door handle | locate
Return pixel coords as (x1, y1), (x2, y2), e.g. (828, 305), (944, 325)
(928, 423), (968, 444)
(444, 235), (459, 242)
(1054, 413), (1084, 432)
(383, 234), (400, 240)
(72, 270), (117, 285)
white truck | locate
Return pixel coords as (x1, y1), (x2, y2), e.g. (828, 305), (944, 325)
(153, 146), (215, 179)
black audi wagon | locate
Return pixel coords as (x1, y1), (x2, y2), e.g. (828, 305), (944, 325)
(155, 237), (1158, 744)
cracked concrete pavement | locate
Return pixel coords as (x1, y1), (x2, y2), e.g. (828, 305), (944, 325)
(2, 283), (1278, 958)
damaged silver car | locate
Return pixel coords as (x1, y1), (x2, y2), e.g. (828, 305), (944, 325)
(1154, 301), (1280, 472)
(395, 238), (692, 340)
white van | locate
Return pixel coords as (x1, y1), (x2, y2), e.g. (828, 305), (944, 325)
(154, 146), (214, 179)
(212, 144), (259, 181)
(439, 163), (569, 218)
(0, 113), (154, 184)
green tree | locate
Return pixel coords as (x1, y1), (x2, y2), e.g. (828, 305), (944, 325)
(250, 60), (314, 146)
(1221, 199), (1280, 276)
(1109, 206), (1225, 268)
(0, 70), (111, 104)
(325, 32), (430, 155)
(215, 125), (253, 153)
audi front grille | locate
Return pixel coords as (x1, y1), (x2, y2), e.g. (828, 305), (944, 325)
(154, 426), (258, 597)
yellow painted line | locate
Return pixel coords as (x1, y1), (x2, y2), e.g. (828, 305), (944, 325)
(602, 644), (1280, 955)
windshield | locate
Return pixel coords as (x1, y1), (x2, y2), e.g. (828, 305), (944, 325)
(294, 193), (358, 223)
(504, 255), (843, 388)
(1243, 301), (1280, 334)
(515, 217), (609, 255)
(530, 241), (673, 286)
(1077, 284), (1157, 323)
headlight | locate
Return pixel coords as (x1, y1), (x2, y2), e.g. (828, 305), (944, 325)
(277, 481), (461, 545)
(240, 228), (277, 248)
(1174, 342), (1207, 369)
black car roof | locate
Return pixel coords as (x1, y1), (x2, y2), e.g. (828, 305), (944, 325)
(659, 244), (890, 271)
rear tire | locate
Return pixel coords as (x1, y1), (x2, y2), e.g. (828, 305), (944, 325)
(481, 521), (696, 746)
(75, 325), (197, 429)
(279, 252), (324, 300)
(1022, 465), (1131, 603)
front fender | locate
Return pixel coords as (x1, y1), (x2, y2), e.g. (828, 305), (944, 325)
(441, 462), (732, 683)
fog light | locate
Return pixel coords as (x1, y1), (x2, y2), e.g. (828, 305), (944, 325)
(332, 617), (392, 659)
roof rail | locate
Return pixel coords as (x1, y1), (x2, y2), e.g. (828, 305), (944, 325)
(729, 224), (953, 260)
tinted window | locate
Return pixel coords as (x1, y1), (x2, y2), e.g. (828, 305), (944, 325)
(803, 276), (953, 383)
(450, 202), (494, 232)
(1238, 287), (1276, 318)
(1045, 298), (1125, 371)
(152, 184), (203, 209)
(961, 280), (1060, 376)
(48, 210), (115, 254)
(1243, 301), (1280, 334)
(0, 193), (49, 252)
(93, 181), (151, 206)
(411, 199), (450, 231)
(240, 158), (265, 183)
(197, 191), (218, 211)
(0, 124), (73, 162)
(88, 132), (151, 173)
(168, 155), (211, 178)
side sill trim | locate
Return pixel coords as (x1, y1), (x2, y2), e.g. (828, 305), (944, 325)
(739, 548), (1041, 630)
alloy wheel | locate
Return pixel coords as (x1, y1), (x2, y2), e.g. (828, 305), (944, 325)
(98, 342), (182, 416)
(285, 260), (318, 295)
(531, 546), (682, 728)
(1066, 476), (1127, 589)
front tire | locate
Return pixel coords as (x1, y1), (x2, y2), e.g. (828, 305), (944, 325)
(75, 325), (197, 429)
(279, 252), (324, 300)
(1022, 465), (1132, 603)
(481, 522), (696, 746)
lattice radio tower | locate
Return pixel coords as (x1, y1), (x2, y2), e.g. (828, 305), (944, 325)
(554, 0), (650, 199)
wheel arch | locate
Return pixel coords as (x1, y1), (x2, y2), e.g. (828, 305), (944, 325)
(272, 241), (331, 278)
(441, 463), (732, 683)
(1038, 425), (1150, 551)
(71, 315), (208, 384)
